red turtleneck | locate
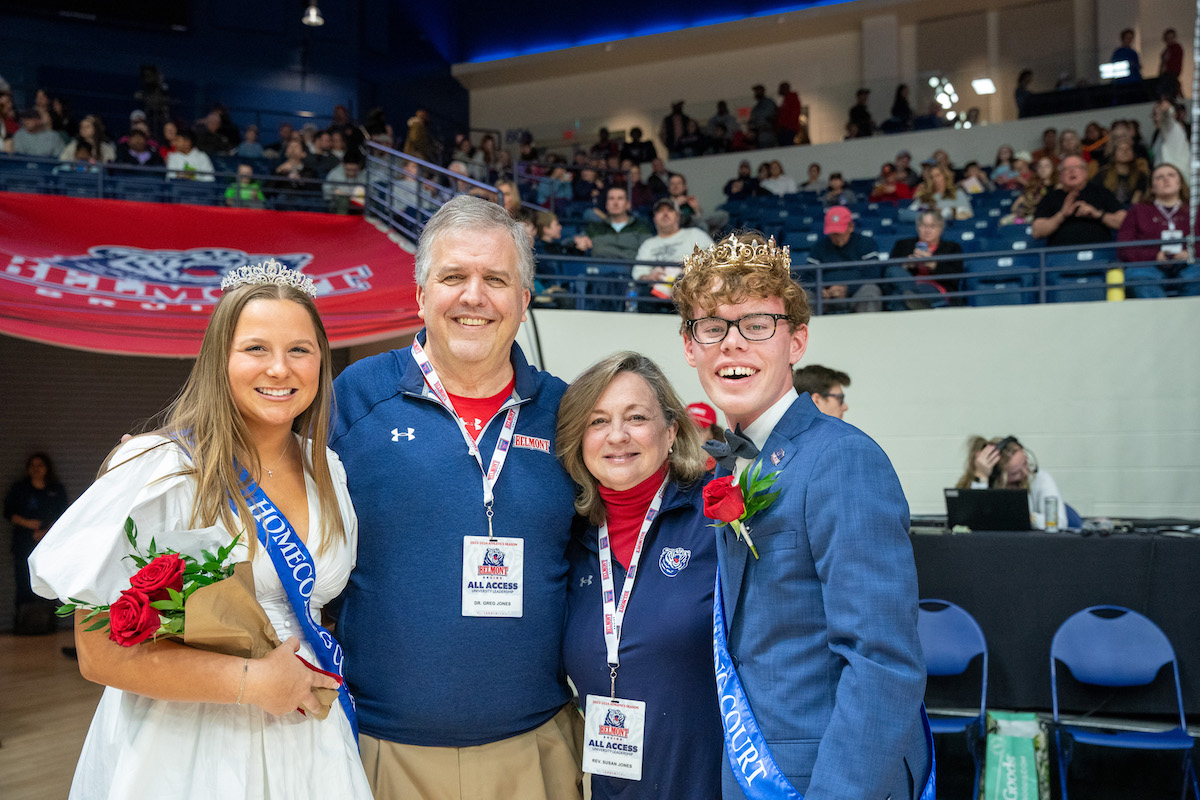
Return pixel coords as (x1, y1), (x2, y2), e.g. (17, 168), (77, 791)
(446, 376), (516, 441)
(598, 462), (670, 569)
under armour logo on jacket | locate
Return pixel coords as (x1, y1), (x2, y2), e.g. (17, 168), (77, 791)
(391, 427), (415, 441)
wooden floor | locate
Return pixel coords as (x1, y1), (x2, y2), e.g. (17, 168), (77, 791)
(0, 630), (102, 800)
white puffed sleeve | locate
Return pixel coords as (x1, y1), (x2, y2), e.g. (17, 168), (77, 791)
(28, 435), (239, 606)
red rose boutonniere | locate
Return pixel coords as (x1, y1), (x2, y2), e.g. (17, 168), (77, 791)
(702, 462), (780, 559)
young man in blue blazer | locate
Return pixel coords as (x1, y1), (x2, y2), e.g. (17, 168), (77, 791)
(673, 234), (930, 799)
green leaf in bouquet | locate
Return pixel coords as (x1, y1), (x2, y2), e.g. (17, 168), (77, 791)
(150, 600), (177, 610)
(56, 604), (77, 617)
(129, 555), (149, 569)
(148, 537), (159, 555)
(85, 616), (110, 632)
(124, 517), (138, 548)
(217, 535), (240, 561)
(82, 607), (107, 623)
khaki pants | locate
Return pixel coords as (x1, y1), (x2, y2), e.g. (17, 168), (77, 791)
(360, 704), (584, 800)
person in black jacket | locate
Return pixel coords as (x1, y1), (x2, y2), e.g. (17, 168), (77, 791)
(884, 210), (964, 309)
(5, 452), (67, 631)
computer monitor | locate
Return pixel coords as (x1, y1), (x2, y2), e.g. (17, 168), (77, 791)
(944, 488), (1032, 531)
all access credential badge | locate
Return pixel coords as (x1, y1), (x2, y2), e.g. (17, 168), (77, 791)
(583, 695), (646, 781)
(462, 536), (524, 618)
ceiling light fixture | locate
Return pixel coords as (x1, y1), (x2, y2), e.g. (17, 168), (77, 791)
(302, 2), (324, 26)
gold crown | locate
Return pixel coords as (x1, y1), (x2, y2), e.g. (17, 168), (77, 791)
(682, 235), (791, 275)
(220, 258), (318, 297)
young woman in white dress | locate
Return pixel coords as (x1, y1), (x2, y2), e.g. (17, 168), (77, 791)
(28, 263), (372, 799)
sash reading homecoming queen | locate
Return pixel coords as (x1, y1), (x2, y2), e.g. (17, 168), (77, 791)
(713, 572), (935, 799)
(233, 471), (358, 739)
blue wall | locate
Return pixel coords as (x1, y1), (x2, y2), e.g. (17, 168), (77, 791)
(0, 0), (467, 140)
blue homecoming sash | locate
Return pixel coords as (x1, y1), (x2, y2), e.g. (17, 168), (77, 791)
(233, 472), (358, 739)
(713, 572), (935, 799)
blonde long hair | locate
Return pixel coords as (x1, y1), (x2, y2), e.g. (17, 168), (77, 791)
(917, 166), (958, 204)
(104, 283), (345, 554)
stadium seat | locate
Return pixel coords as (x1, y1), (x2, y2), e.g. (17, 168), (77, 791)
(169, 181), (224, 206)
(0, 172), (51, 194)
(53, 173), (104, 198)
(943, 229), (983, 253)
(964, 254), (1037, 306)
(1045, 249), (1112, 303)
(110, 177), (168, 203)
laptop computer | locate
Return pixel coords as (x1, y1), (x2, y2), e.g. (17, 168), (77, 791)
(944, 488), (1033, 531)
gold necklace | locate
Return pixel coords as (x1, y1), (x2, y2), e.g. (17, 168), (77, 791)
(262, 438), (294, 479)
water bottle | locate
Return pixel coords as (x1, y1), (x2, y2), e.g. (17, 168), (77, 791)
(1044, 496), (1059, 531)
(625, 284), (639, 313)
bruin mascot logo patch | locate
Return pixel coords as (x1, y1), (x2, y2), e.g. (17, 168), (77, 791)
(478, 547), (509, 576)
(658, 547), (691, 577)
(600, 708), (629, 737)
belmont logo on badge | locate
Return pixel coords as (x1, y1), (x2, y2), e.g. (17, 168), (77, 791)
(477, 547), (509, 576)
(513, 434), (551, 453)
(599, 708), (629, 738)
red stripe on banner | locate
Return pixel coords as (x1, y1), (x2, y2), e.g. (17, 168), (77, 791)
(0, 193), (422, 357)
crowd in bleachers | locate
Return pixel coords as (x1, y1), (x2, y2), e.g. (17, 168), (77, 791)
(0, 79), (377, 213)
(507, 98), (1197, 312)
(1, 38), (1198, 311)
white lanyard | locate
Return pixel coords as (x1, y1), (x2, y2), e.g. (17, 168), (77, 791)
(598, 476), (669, 696)
(1156, 202), (1181, 231)
(411, 339), (518, 538)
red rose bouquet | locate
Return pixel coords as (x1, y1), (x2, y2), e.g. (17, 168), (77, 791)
(702, 462), (781, 559)
(58, 517), (241, 645)
(58, 517), (339, 718)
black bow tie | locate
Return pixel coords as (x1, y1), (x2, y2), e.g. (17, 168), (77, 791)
(703, 426), (760, 473)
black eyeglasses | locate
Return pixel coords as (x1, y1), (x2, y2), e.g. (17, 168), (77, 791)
(687, 313), (790, 344)
(818, 392), (846, 403)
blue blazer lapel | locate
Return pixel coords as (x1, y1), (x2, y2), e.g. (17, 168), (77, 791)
(722, 523), (751, 621)
(723, 397), (818, 619)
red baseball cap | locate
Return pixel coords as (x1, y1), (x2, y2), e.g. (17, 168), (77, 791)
(687, 402), (717, 429)
(824, 206), (852, 234)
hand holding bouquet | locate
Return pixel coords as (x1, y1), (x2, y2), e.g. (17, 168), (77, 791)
(59, 517), (339, 718)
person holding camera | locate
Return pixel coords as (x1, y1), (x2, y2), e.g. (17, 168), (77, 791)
(955, 436), (1068, 530)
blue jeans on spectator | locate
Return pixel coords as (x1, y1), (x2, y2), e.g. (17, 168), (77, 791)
(884, 264), (948, 310)
(1124, 264), (1200, 298)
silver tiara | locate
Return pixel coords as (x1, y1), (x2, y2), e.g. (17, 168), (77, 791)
(220, 259), (318, 297)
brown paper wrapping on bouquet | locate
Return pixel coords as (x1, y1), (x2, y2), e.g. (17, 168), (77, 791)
(182, 561), (338, 719)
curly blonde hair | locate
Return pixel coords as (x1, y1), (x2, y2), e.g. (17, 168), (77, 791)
(671, 232), (811, 333)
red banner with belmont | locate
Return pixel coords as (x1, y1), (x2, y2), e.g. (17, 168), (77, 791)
(0, 193), (421, 357)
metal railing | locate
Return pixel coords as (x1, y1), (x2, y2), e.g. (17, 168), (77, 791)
(0, 153), (365, 213)
(526, 239), (1199, 313)
(5, 148), (1195, 314)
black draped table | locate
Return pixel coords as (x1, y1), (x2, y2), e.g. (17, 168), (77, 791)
(910, 529), (1200, 715)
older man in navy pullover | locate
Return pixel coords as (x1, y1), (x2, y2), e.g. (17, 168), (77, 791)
(331, 195), (583, 799)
